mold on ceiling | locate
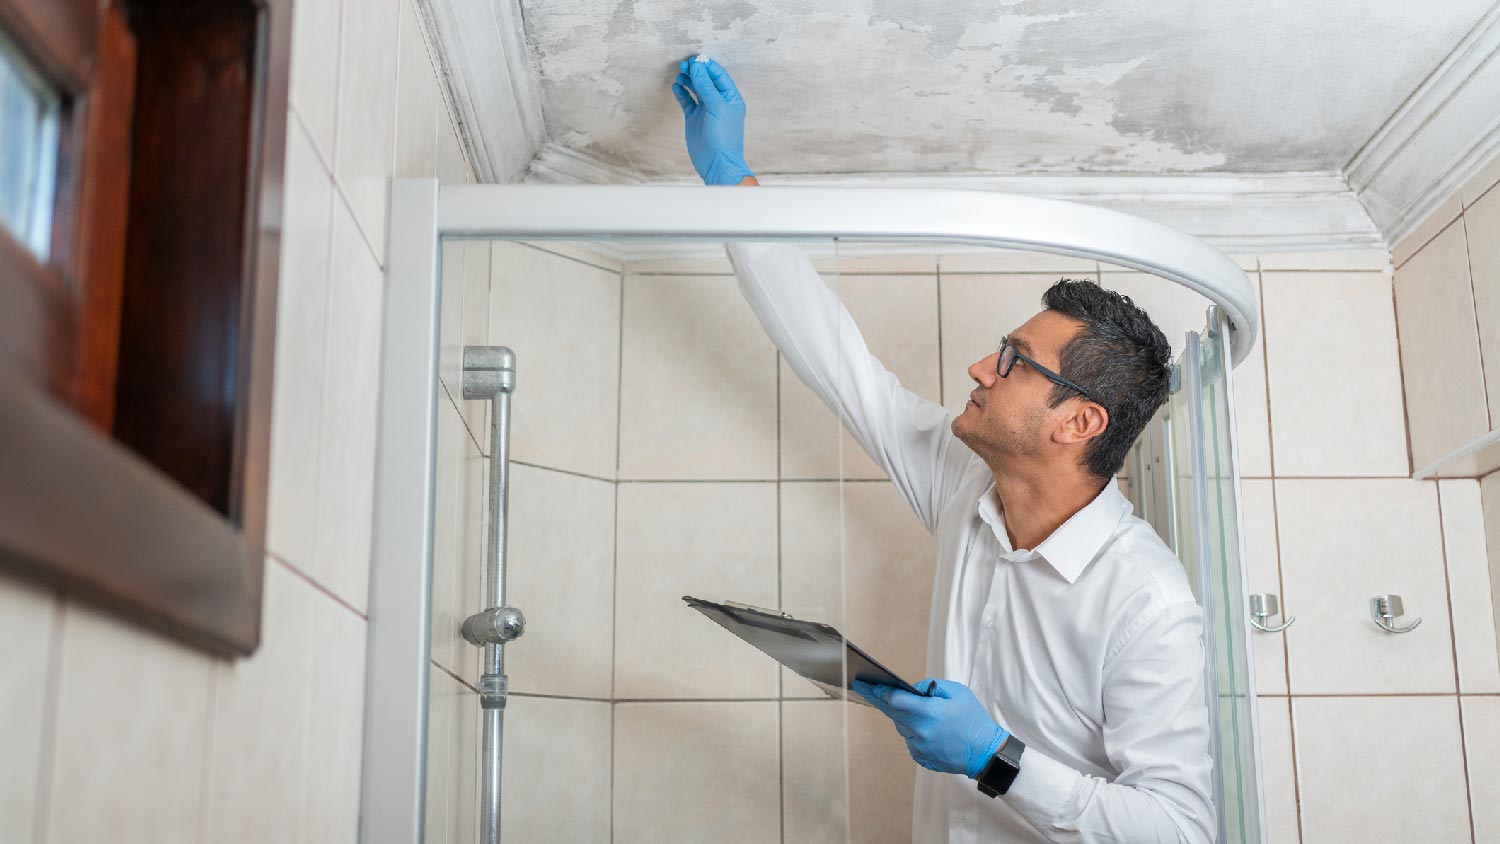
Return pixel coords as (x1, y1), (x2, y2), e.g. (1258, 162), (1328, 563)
(517, 0), (1495, 179)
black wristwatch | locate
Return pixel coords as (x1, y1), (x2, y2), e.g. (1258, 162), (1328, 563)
(975, 735), (1026, 798)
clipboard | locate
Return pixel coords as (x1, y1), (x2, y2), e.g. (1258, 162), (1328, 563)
(683, 595), (932, 706)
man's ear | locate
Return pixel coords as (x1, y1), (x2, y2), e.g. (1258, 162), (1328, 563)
(1057, 401), (1108, 444)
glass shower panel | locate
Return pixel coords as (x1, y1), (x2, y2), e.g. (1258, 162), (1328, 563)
(422, 237), (855, 844)
(1158, 311), (1265, 844)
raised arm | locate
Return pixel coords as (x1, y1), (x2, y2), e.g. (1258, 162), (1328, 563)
(674, 57), (974, 531)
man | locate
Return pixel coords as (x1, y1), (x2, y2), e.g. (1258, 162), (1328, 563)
(673, 58), (1215, 843)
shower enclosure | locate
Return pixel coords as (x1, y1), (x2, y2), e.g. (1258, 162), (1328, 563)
(361, 182), (1264, 843)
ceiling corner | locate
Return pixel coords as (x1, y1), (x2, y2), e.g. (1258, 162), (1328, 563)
(1345, 3), (1500, 244)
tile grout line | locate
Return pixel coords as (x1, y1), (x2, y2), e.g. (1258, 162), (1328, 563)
(1388, 260), (1418, 476)
(1459, 213), (1493, 432)
(1286, 695), (1303, 844)
(1394, 213), (1466, 273)
(29, 590), (65, 844)
(1434, 484), (1480, 844)
(521, 241), (622, 277)
(611, 263), (625, 844)
(776, 341), (786, 844)
(1260, 255), (1306, 844)
(267, 553), (368, 621)
(433, 659), (479, 695)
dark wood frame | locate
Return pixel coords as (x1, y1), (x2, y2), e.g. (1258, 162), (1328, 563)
(0, 0), (292, 655)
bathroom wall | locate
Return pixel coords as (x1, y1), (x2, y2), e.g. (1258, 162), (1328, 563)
(552, 226), (1498, 843)
(0, 0), (532, 840)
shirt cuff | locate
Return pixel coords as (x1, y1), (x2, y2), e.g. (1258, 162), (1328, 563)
(1002, 744), (1079, 830)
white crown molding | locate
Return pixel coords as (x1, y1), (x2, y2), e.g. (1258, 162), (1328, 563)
(1346, 3), (1500, 244)
(418, 0), (545, 183)
(523, 141), (1380, 254)
(526, 141), (644, 185)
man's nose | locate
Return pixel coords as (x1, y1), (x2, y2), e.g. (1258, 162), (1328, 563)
(969, 353), (998, 387)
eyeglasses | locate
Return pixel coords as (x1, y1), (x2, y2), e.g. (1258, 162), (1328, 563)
(997, 336), (1099, 405)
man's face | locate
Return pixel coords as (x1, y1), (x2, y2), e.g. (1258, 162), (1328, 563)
(952, 309), (1088, 461)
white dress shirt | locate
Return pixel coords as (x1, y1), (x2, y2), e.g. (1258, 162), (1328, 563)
(727, 242), (1216, 844)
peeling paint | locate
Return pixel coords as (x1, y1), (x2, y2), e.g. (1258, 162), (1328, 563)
(516, 0), (1493, 178)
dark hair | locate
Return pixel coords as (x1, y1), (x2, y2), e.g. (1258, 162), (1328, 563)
(1040, 278), (1173, 482)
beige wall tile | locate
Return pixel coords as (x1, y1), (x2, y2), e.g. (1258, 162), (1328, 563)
(431, 392), (486, 684)
(424, 668), (453, 844)
(781, 275), (941, 480)
(1481, 471), (1500, 679)
(623, 251), (735, 275)
(459, 243), (492, 445)
(47, 601), (213, 843)
(334, 0), (399, 262)
(1277, 479), (1454, 694)
(1293, 696), (1468, 843)
(303, 590), (367, 844)
(782, 700), (916, 844)
(520, 241), (625, 274)
(614, 702), (779, 844)
(1393, 223), (1489, 471)
(460, 431), (487, 682)
(1464, 190), (1500, 428)
(1242, 480), (1288, 695)
(438, 241), (464, 403)
(205, 562), (311, 843)
(500, 696), (610, 843)
(1257, 251), (1390, 272)
(393, 0), (438, 179)
(810, 248), (938, 275)
(618, 275), (778, 480)
(1393, 196), (1463, 268)
(780, 482), (936, 698)
(938, 273), (1070, 420)
(313, 201), (385, 612)
(490, 243), (621, 480)
(288, 0), (340, 163)
(427, 672), (480, 844)
(1101, 272), (1216, 361)
(614, 483), (779, 698)
(1255, 697), (1300, 844)
(941, 250), (1096, 274)
(0, 574), (54, 844)
(1460, 148), (1500, 208)
(1462, 696), (1500, 843)
(506, 465), (615, 698)
(1262, 272), (1409, 476)
(1233, 270), (1272, 478)
(267, 118), (334, 571)
(1438, 480), (1500, 693)
(430, 393), (466, 677)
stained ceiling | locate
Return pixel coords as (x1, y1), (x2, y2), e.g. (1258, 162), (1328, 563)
(517, 0), (1495, 180)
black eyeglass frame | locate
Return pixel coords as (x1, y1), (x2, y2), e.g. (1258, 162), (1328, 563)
(997, 336), (1101, 406)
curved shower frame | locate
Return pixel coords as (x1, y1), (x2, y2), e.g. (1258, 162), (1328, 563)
(359, 180), (1262, 843)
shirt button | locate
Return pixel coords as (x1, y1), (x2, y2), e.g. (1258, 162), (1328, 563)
(983, 614), (993, 628)
(956, 813), (966, 825)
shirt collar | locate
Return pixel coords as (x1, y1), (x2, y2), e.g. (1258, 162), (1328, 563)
(974, 478), (1132, 584)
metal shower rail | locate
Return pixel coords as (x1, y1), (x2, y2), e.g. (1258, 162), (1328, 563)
(359, 180), (1261, 844)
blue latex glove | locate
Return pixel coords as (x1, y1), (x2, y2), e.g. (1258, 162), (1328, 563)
(854, 678), (1010, 779)
(672, 57), (755, 185)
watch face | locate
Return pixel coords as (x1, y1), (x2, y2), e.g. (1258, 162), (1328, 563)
(977, 738), (1024, 797)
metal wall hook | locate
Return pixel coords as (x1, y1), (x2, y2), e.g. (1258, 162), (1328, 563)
(1249, 593), (1295, 633)
(1370, 594), (1421, 634)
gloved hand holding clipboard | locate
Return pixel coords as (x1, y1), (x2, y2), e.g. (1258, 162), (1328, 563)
(682, 596), (934, 706)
